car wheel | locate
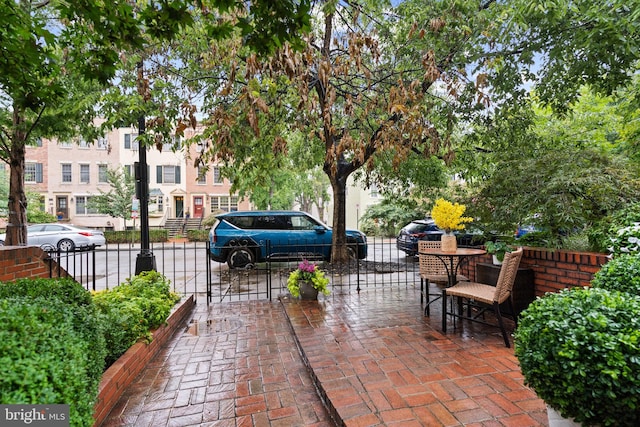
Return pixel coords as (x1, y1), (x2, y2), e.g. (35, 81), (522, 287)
(227, 247), (255, 269)
(40, 243), (56, 252)
(57, 239), (75, 252)
(346, 239), (363, 260)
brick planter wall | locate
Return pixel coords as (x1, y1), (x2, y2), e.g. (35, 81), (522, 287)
(0, 246), (66, 281)
(460, 247), (610, 297)
(93, 295), (195, 427)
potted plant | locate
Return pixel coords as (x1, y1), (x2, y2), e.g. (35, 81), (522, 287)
(514, 287), (640, 426)
(287, 259), (330, 300)
(430, 198), (473, 252)
(485, 240), (513, 264)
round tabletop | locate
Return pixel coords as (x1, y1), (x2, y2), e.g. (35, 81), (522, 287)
(418, 247), (486, 257)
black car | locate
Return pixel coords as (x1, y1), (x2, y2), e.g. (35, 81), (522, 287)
(396, 219), (481, 256)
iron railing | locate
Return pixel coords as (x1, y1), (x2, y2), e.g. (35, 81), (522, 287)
(45, 238), (425, 303)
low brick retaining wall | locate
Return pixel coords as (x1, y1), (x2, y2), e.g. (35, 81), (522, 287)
(93, 295), (196, 426)
(460, 247), (610, 297)
(0, 246), (67, 281)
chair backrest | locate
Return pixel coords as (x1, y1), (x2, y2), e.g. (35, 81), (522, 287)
(493, 248), (523, 304)
(418, 240), (460, 278)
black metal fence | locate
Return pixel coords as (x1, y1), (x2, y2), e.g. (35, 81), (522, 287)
(46, 237), (422, 303)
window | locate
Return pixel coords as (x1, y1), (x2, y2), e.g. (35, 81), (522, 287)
(210, 195), (238, 212)
(370, 184), (379, 198)
(149, 195), (164, 213)
(156, 165), (181, 184)
(60, 139), (72, 148)
(98, 164), (108, 183)
(97, 137), (108, 150)
(124, 133), (139, 150)
(24, 162), (43, 183)
(61, 164), (72, 183)
(75, 196), (99, 215)
(213, 166), (223, 184)
(80, 164), (90, 183)
(78, 138), (89, 148)
(197, 167), (207, 184)
(162, 135), (182, 152)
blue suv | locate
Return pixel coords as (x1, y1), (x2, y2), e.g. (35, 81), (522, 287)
(208, 210), (368, 268)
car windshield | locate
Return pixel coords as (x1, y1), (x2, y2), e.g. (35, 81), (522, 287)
(405, 222), (437, 233)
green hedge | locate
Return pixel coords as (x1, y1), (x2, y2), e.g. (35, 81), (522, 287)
(104, 229), (168, 244)
(186, 228), (209, 241)
(92, 271), (181, 366)
(0, 278), (106, 427)
(515, 287), (640, 426)
(591, 253), (640, 296)
(0, 274), (181, 425)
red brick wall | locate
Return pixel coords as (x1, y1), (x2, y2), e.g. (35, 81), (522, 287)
(460, 247), (610, 297)
(0, 246), (66, 281)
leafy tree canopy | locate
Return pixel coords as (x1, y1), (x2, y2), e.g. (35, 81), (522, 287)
(0, 0), (311, 245)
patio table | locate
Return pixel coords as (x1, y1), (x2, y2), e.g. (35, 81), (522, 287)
(417, 247), (486, 332)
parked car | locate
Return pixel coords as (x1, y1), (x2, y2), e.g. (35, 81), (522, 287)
(396, 218), (481, 256)
(208, 210), (368, 269)
(0, 223), (106, 251)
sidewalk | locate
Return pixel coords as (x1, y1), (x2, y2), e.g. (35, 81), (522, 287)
(101, 287), (548, 426)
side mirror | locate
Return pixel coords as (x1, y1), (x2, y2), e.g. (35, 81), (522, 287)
(314, 225), (326, 234)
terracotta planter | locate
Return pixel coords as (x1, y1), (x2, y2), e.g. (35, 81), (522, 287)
(298, 281), (319, 300)
(440, 233), (457, 253)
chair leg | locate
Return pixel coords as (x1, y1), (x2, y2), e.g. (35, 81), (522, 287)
(493, 302), (511, 348)
(441, 288), (447, 333)
(507, 297), (518, 327)
(425, 288), (431, 316)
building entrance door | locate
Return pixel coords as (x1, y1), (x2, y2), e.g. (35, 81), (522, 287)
(175, 196), (184, 218)
(193, 196), (204, 218)
(56, 196), (68, 220)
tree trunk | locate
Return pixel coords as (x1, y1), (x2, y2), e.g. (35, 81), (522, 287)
(328, 171), (349, 263)
(6, 107), (28, 246)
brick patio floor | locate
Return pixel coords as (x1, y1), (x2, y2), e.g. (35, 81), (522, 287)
(101, 286), (549, 426)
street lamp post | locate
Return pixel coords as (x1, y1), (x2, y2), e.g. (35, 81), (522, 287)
(135, 61), (156, 274)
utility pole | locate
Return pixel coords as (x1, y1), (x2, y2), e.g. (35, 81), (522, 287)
(135, 61), (156, 274)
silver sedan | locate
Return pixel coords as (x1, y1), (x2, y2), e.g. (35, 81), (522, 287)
(0, 223), (106, 251)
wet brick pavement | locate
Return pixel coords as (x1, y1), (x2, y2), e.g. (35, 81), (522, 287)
(101, 286), (548, 426)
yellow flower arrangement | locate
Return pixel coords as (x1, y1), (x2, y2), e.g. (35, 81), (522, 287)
(430, 198), (473, 233)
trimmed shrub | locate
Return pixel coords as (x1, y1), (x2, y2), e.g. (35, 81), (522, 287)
(514, 287), (640, 426)
(186, 228), (208, 241)
(0, 278), (106, 383)
(0, 297), (101, 427)
(591, 253), (640, 296)
(104, 229), (168, 244)
(0, 277), (93, 306)
(93, 271), (181, 366)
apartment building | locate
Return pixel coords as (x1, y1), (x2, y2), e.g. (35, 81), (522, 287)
(24, 126), (250, 231)
(21, 124), (380, 232)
